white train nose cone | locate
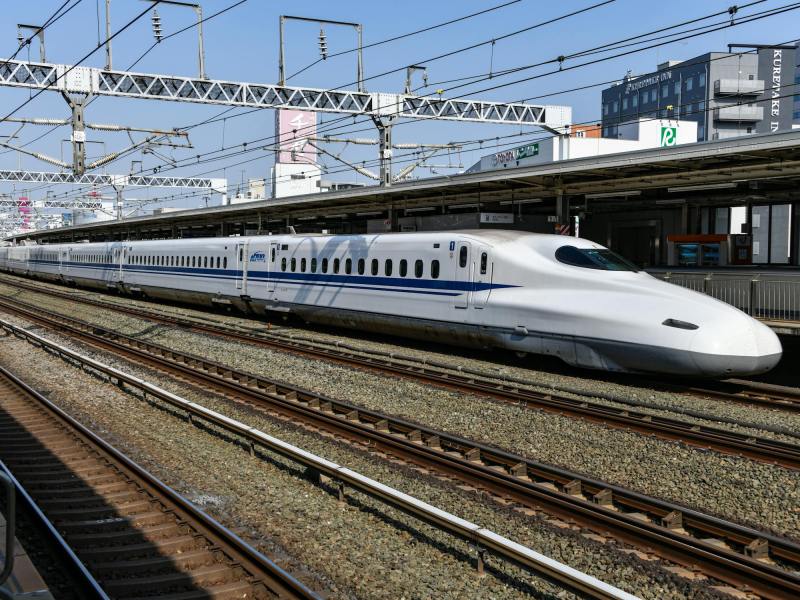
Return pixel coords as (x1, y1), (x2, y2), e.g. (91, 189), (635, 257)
(689, 316), (782, 377)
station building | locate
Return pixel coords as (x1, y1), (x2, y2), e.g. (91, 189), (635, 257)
(601, 44), (797, 142)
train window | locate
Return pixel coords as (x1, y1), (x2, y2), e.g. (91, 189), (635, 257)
(204, 257), (209, 268)
(271, 247), (276, 262)
(192, 256), (196, 268)
(415, 259), (424, 278)
(301, 258), (307, 272)
(223, 257), (227, 269)
(291, 258), (296, 272)
(357, 258), (365, 275)
(311, 258), (317, 273)
(239, 248), (243, 262)
(431, 260), (440, 279)
(322, 258), (328, 273)
(371, 259), (378, 276)
(554, 246), (639, 272)
(216, 257), (220, 269)
(399, 259), (407, 277)
(333, 258), (340, 274)
(281, 257), (287, 271)
(480, 252), (487, 275)
(459, 245), (468, 268)
(385, 259), (392, 276)
(345, 258), (352, 274)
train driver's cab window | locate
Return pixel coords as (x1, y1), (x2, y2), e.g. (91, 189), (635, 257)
(414, 259), (423, 278)
(459, 246), (468, 268)
(480, 252), (487, 275)
(554, 246), (638, 272)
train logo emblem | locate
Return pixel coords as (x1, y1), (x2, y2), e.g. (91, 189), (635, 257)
(660, 126), (677, 147)
(249, 251), (266, 262)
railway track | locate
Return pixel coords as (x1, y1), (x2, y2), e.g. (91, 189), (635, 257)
(4, 274), (800, 417)
(0, 285), (798, 469)
(0, 364), (318, 599)
(3, 302), (800, 598)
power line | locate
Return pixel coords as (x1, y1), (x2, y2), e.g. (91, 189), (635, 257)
(284, 0), (525, 82)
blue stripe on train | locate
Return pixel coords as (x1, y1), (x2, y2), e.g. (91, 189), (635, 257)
(27, 259), (517, 295)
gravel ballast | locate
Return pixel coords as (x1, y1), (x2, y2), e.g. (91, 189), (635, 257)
(0, 323), (728, 599)
(1, 282), (798, 541)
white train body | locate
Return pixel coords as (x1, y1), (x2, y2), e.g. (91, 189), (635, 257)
(0, 230), (782, 377)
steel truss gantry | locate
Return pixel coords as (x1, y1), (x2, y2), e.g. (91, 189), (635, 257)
(0, 59), (570, 127)
(0, 58), (571, 187)
(0, 169), (225, 191)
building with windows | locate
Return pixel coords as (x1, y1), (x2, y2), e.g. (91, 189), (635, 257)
(602, 45), (797, 142)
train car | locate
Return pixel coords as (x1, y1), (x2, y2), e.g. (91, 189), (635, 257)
(0, 230), (782, 377)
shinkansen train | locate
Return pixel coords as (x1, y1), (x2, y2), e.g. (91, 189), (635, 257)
(0, 230), (782, 377)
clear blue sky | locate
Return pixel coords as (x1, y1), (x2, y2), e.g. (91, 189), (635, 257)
(1, 0), (797, 211)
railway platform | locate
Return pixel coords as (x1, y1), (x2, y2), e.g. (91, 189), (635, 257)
(0, 500), (54, 599)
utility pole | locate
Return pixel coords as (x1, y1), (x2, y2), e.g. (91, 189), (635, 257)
(105, 0), (112, 69)
(372, 116), (395, 187)
(61, 92), (92, 176)
(278, 15), (364, 92)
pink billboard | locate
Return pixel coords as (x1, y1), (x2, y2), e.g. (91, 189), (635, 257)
(275, 109), (318, 165)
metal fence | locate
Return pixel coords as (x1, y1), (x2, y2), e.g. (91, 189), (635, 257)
(651, 271), (800, 322)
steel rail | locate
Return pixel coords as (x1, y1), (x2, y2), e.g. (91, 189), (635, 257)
(5, 275), (799, 418)
(0, 364), (318, 599)
(0, 320), (638, 600)
(0, 290), (797, 470)
(2, 308), (800, 598)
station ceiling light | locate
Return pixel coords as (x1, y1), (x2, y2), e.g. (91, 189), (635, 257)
(666, 182), (737, 193)
(584, 190), (641, 199)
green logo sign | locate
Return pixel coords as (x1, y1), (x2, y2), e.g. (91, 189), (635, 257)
(516, 143), (539, 160)
(660, 126), (677, 147)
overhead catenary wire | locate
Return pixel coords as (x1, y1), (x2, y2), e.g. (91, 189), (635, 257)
(6, 1), (796, 209)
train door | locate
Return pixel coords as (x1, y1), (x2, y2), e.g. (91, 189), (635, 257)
(235, 241), (249, 295)
(453, 241), (472, 309)
(471, 246), (492, 309)
(266, 241), (278, 296)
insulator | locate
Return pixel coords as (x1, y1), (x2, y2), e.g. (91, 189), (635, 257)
(152, 10), (163, 42)
(318, 28), (328, 60)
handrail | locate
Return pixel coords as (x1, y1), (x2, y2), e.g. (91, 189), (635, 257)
(0, 468), (15, 600)
(0, 318), (639, 600)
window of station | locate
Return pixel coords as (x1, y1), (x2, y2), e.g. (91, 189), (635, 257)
(430, 260), (439, 279)
(632, 94), (638, 108)
(685, 76), (693, 91)
(661, 83), (668, 98)
(385, 259), (392, 276)
(399, 259), (407, 277)
(622, 97), (628, 110)
(333, 258), (340, 274)
(357, 258), (365, 275)
(345, 258), (352, 274)
(414, 259), (424, 278)
(371, 259), (378, 276)
(322, 258), (329, 273)
(699, 72), (706, 87)
(301, 258), (307, 272)
(480, 252), (488, 274)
